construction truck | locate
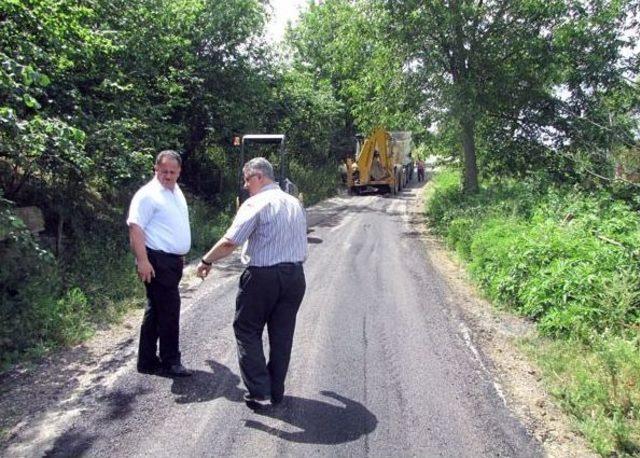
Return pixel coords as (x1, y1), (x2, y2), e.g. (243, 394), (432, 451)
(345, 128), (413, 195)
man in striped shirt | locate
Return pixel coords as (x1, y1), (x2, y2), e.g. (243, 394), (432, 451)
(197, 157), (307, 408)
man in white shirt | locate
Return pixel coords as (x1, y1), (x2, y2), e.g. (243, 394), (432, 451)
(127, 150), (192, 377)
(196, 157), (307, 408)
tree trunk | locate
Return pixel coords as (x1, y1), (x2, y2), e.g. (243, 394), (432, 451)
(460, 116), (479, 194)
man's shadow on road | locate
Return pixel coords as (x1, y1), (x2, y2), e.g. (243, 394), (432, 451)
(170, 360), (244, 404)
(169, 362), (378, 445)
(245, 390), (378, 445)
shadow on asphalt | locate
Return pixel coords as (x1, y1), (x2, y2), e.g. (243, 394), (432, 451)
(43, 430), (97, 458)
(244, 390), (377, 444)
(170, 360), (244, 404)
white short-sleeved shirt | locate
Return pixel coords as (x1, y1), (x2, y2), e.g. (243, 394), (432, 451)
(224, 183), (307, 266)
(127, 177), (191, 255)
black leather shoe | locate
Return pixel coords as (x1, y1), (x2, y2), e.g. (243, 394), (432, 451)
(137, 365), (160, 375)
(137, 360), (162, 375)
(163, 364), (192, 377)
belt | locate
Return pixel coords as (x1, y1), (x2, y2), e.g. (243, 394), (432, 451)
(146, 247), (183, 258)
(249, 262), (303, 268)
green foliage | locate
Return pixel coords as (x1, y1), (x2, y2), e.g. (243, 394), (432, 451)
(287, 0), (420, 155)
(0, 0), (278, 368)
(60, 225), (144, 317)
(36, 287), (93, 346)
(426, 168), (640, 340)
(189, 196), (233, 258)
(289, 159), (340, 207)
(275, 67), (343, 166)
(523, 335), (640, 456)
(384, 0), (639, 194)
(428, 168), (640, 454)
(0, 198), (59, 366)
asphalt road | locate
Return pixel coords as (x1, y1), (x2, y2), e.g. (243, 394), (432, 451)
(3, 183), (543, 457)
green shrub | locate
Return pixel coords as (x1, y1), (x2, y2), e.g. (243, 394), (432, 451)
(289, 159), (339, 206)
(425, 169), (640, 340)
(189, 196), (233, 257)
(33, 287), (93, 345)
(426, 169), (640, 455)
(0, 202), (62, 367)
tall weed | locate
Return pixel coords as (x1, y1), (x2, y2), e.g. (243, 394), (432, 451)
(189, 196), (233, 257)
(289, 160), (339, 206)
(523, 335), (640, 456)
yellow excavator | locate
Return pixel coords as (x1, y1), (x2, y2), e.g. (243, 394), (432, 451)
(345, 127), (412, 195)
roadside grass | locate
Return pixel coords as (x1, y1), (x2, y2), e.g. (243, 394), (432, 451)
(425, 168), (640, 456)
(189, 195), (234, 258)
(521, 335), (640, 456)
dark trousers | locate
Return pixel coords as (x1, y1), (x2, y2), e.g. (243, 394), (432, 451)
(234, 263), (306, 402)
(138, 249), (184, 369)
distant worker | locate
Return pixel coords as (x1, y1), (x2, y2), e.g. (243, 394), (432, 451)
(417, 159), (426, 182)
(196, 157), (308, 409)
(127, 150), (192, 377)
(407, 155), (414, 182)
(339, 161), (348, 185)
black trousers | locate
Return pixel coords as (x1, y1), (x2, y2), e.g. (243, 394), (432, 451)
(138, 249), (184, 369)
(234, 263), (306, 402)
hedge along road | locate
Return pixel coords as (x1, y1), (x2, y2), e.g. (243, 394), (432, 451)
(3, 182), (544, 457)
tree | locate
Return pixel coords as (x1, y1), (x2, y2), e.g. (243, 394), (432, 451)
(384, 0), (570, 192)
(384, 0), (638, 192)
(286, 0), (420, 157)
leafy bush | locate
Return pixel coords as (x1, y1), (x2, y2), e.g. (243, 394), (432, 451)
(289, 159), (339, 206)
(427, 169), (640, 454)
(426, 168), (640, 339)
(189, 196), (234, 258)
(60, 221), (144, 322)
(0, 200), (61, 366)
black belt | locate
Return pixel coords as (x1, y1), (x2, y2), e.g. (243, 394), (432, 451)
(249, 262), (302, 268)
(146, 247), (182, 258)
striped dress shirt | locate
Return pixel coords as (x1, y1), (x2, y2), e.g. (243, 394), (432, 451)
(224, 183), (308, 266)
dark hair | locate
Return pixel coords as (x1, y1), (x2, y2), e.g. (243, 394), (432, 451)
(155, 150), (182, 166)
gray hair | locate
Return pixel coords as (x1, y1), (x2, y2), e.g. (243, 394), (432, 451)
(155, 150), (182, 166)
(243, 157), (275, 180)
